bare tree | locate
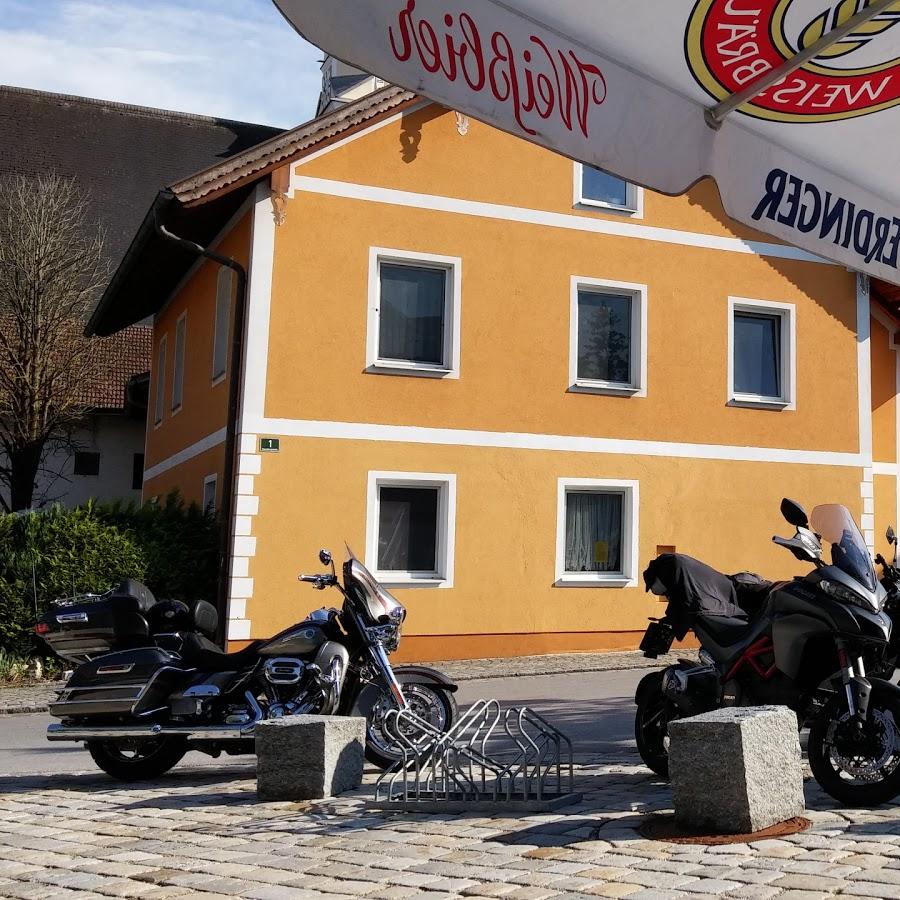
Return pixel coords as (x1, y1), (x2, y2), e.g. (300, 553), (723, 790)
(0, 174), (106, 511)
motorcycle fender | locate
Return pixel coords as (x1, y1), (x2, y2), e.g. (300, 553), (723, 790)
(635, 669), (663, 705)
(868, 676), (900, 703)
(348, 665), (458, 718)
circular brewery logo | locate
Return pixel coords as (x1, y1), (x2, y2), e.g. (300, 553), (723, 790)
(686, 0), (900, 122)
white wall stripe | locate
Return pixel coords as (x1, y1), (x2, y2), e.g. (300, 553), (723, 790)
(143, 428), (227, 482)
(245, 415), (864, 468)
(874, 462), (899, 476)
(291, 176), (829, 266)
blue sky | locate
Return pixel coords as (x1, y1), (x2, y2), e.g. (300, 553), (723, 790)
(0, 0), (323, 127)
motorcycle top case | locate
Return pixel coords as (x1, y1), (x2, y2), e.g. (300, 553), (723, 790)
(37, 579), (157, 663)
(50, 647), (189, 719)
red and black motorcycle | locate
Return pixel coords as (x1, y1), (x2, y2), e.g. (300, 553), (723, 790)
(635, 498), (900, 807)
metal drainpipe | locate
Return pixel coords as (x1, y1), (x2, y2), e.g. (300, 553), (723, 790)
(154, 216), (247, 648)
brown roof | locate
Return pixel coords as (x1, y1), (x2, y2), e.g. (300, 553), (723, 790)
(81, 325), (152, 411)
(171, 85), (416, 205)
(0, 85), (284, 278)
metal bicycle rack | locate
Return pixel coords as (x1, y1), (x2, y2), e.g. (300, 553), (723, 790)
(371, 699), (582, 812)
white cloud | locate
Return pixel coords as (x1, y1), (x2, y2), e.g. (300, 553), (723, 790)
(0, 0), (324, 127)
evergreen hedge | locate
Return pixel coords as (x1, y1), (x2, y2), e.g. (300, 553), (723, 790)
(0, 494), (219, 656)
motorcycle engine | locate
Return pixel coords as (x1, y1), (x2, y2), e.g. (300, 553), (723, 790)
(262, 657), (322, 718)
(662, 663), (721, 716)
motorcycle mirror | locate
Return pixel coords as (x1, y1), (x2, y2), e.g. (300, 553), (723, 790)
(780, 498), (809, 529)
(318, 549), (332, 566)
(888, 526), (897, 546)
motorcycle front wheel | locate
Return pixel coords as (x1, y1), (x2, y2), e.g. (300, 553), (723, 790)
(808, 692), (900, 806)
(365, 683), (458, 769)
(87, 736), (187, 782)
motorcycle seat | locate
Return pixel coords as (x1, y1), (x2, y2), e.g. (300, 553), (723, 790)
(179, 633), (263, 672)
(695, 613), (752, 646)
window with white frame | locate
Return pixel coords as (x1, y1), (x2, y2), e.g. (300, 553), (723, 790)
(570, 278), (647, 395)
(555, 479), (639, 587)
(367, 248), (461, 377)
(172, 312), (187, 411)
(212, 268), (233, 383)
(154, 335), (167, 426)
(366, 471), (456, 586)
(575, 163), (641, 215)
(728, 298), (795, 408)
(203, 474), (217, 515)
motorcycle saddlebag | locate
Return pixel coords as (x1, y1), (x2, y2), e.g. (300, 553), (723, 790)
(49, 648), (187, 718)
(37, 580), (156, 664)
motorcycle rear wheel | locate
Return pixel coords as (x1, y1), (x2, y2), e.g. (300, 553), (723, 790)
(87, 737), (187, 782)
(635, 671), (677, 778)
(809, 693), (900, 807)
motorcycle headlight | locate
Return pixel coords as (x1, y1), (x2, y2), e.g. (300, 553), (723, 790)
(820, 579), (883, 612)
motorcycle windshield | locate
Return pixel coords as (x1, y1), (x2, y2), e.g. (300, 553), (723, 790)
(344, 546), (406, 624)
(810, 504), (876, 592)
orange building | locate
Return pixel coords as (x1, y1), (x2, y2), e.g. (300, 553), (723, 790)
(89, 80), (900, 661)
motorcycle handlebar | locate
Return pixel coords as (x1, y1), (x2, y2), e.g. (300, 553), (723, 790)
(298, 574), (338, 589)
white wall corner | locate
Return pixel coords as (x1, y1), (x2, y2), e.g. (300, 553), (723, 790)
(232, 536), (257, 557)
(857, 272), (873, 464)
(234, 516), (253, 536)
(864, 466), (875, 483)
(227, 619), (252, 641)
(228, 598), (247, 619)
(230, 557), (250, 578)
(235, 495), (260, 517)
(230, 577), (254, 600)
(239, 433), (259, 455)
(860, 481), (875, 499)
(238, 453), (262, 475)
(861, 513), (876, 531)
(236, 474), (256, 496)
(864, 496), (876, 516)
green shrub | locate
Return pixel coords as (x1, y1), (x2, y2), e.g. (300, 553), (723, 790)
(0, 494), (220, 657)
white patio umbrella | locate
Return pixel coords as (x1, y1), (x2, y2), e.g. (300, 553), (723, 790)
(274, 0), (900, 286)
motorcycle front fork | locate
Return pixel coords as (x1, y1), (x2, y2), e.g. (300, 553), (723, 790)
(369, 641), (409, 711)
(837, 640), (872, 721)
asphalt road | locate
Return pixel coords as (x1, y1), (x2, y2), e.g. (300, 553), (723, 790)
(0, 668), (647, 776)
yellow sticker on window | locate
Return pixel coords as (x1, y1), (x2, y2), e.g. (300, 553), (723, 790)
(593, 541), (609, 564)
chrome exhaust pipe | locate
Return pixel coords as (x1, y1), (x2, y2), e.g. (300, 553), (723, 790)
(47, 691), (264, 743)
(47, 721), (256, 742)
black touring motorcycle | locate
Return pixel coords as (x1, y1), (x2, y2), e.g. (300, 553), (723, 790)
(635, 499), (900, 806)
(38, 548), (458, 780)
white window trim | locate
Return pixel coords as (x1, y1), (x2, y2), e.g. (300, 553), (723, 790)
(366, 247), (461, 379)
(569, 277), (648, 397)
(171, 311), (187, 414)
(555, 478), (639, 588)
(154, 334), (167, 428)
(203, 473), (218, 514)
(573, 163), (643, 218)
(728, 297), (796, 411)
(212, 268), (233, 386)
(365, 470), (457, 588)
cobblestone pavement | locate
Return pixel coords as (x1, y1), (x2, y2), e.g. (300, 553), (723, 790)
(2, 752), (900, 900)
(0, 652), (696, 714)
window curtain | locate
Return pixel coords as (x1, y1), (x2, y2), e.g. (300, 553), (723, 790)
(379, 263), (446, 365)
(734, 313), (780, 397)
(565, 492), (623, 573)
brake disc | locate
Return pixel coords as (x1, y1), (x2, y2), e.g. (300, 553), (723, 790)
(830, 710), (898, 780)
